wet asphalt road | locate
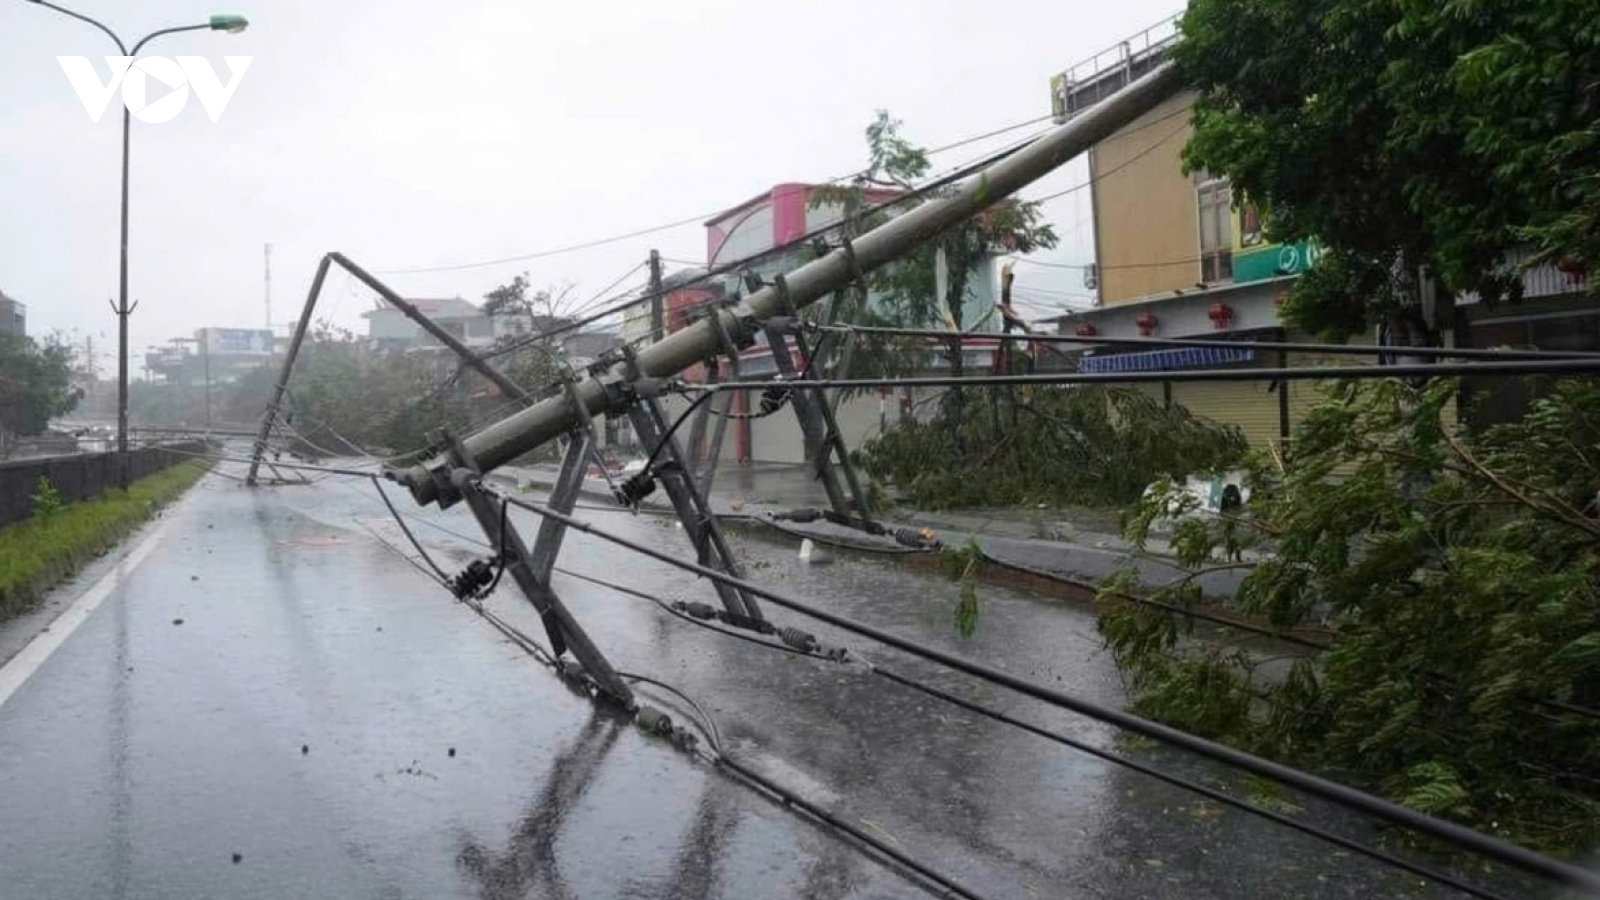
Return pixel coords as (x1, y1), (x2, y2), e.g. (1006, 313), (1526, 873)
(0, 460), (1554, 899)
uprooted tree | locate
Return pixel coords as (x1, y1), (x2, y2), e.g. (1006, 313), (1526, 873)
(1104, 0), (1600, 856)
(859, 385), (1248, 510)
(1101, 378), (1600, 854)
(820, 112), (1249, 509)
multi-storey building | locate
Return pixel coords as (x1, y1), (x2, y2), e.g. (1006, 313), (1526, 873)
(0, 290), (26, 336)
(1046, 16), (1592, 443)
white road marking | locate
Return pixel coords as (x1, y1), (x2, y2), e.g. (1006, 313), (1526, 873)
(0, 513), (178, 711)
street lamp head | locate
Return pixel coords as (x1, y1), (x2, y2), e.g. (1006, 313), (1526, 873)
(209, 13), (248, 33)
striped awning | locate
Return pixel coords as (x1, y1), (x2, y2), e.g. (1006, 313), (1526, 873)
(1079, 346), (1256, 373)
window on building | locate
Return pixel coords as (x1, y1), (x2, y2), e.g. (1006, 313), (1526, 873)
(1197, 179), (1234, 283)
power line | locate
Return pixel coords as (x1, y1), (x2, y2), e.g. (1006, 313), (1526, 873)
(483, 487), (1600, 894)
(372, 112), (1057, 278)
(350, 476), (992, 900)
(449, 107), (1192, 380)
(373, 213), (714, 276)
(811, 324), (1600, 361)
(1030, 114), (1191, 205)
(693, 356), (1600, 392)
(475, 130), (1049, 365)
(868, 667), (1515, 900)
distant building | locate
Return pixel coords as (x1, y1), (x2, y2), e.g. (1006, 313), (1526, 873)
(0, 290), (26, 336)
(362, 297), (494, 350)
(145, 327), (275, 385)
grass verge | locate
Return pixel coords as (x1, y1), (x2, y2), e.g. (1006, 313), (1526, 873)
(0, 458), (213, 620)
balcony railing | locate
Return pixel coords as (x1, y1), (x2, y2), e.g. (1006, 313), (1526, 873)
(1051, 14), (1183, 124)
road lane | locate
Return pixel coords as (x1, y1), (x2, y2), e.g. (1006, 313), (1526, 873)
(0, 459), (1539, 899)
(0, 470), (922, 900)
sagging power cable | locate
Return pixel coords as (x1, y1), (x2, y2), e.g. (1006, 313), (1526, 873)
(374, 110), (1057, 277)
(701, 356), (1600, 394)
(475, 129), (1049, 367)
(355, 487), (991, 900)
(429, 510), (1512, 898)
(355, 472), (1511, 897)
(814, 323), (1600, 361)
(481, 487), (1600, 896)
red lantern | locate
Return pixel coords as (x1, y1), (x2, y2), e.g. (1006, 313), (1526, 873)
(1273, 291), (1289, 308)
(1557, 257), (1587, 281)
(1074, 322), (1098, 337)
(1207, 302), (1234, 329)
(1135, 312), (1159, 336)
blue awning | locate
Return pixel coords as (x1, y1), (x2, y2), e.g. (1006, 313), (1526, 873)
(1079, 346), (1256, 373)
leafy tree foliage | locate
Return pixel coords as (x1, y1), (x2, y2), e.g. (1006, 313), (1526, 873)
(0, 333), (78, 440)
(135, 270), (596, 457)
(1175, 0), (1600, 340)
(482, 273), (534, 320)
(1102, 378), (1600, 852)
(859, 386), (1247, 509)
(811, 111), (1058, 415)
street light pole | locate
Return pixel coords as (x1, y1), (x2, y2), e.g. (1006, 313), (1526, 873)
(202, 334), (212, 429)
(20, 1), (248, 487)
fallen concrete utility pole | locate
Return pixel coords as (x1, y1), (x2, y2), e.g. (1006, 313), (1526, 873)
(394, 62), (1182, 504)
(245, 252), (534, 486)
(246, 255), (331, 486)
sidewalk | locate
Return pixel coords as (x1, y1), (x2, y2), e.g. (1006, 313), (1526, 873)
(488, 461), (1252, 601)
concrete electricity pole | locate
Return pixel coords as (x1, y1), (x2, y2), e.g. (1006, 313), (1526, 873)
(394, 62), (1183, 505)
(648, 249), (664, 343)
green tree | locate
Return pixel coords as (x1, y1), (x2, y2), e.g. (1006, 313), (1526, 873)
(0, 333), (79, 441)
(812, 111), (1058, 421)
(859, 386), (1247, 509)
(1103, 377), (1600, 853)
(1174, 0), (1600, 342)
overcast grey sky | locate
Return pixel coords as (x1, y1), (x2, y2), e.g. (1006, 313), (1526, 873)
(0, 0), (1181, 370)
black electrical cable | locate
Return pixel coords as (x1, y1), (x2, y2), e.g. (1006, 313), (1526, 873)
(815, 324), (1600, 361)
(702, 356), (1600, 392)
(376, 111), (1056, 278)
(613, 667), (987, 900)
(359, 472), (1515, 899)
(979, 550), (1600, 724)
(476, 130), (1047, 366)
(531, 550), (1494, 895)
(372, 477), (452, 584)
(485, 488), (1600, 895)
(360, 522), (452, 588)
(617, 391), (722, 506)
(357, 500), (994, 900)
(618, 671), (725, 754)
(869, 665), (1516, 900)
(481, 497), (510, 598)
(554, 567), (823, 661)
(164, 445), (382, 480)
(714, 754), (988, 900)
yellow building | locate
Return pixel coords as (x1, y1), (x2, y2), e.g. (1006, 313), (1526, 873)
(1043, 29), (1382, 456)
(1043, 19), (1593, 450)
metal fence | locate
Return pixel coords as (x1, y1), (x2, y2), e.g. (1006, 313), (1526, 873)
(0, 442), (209, 529)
